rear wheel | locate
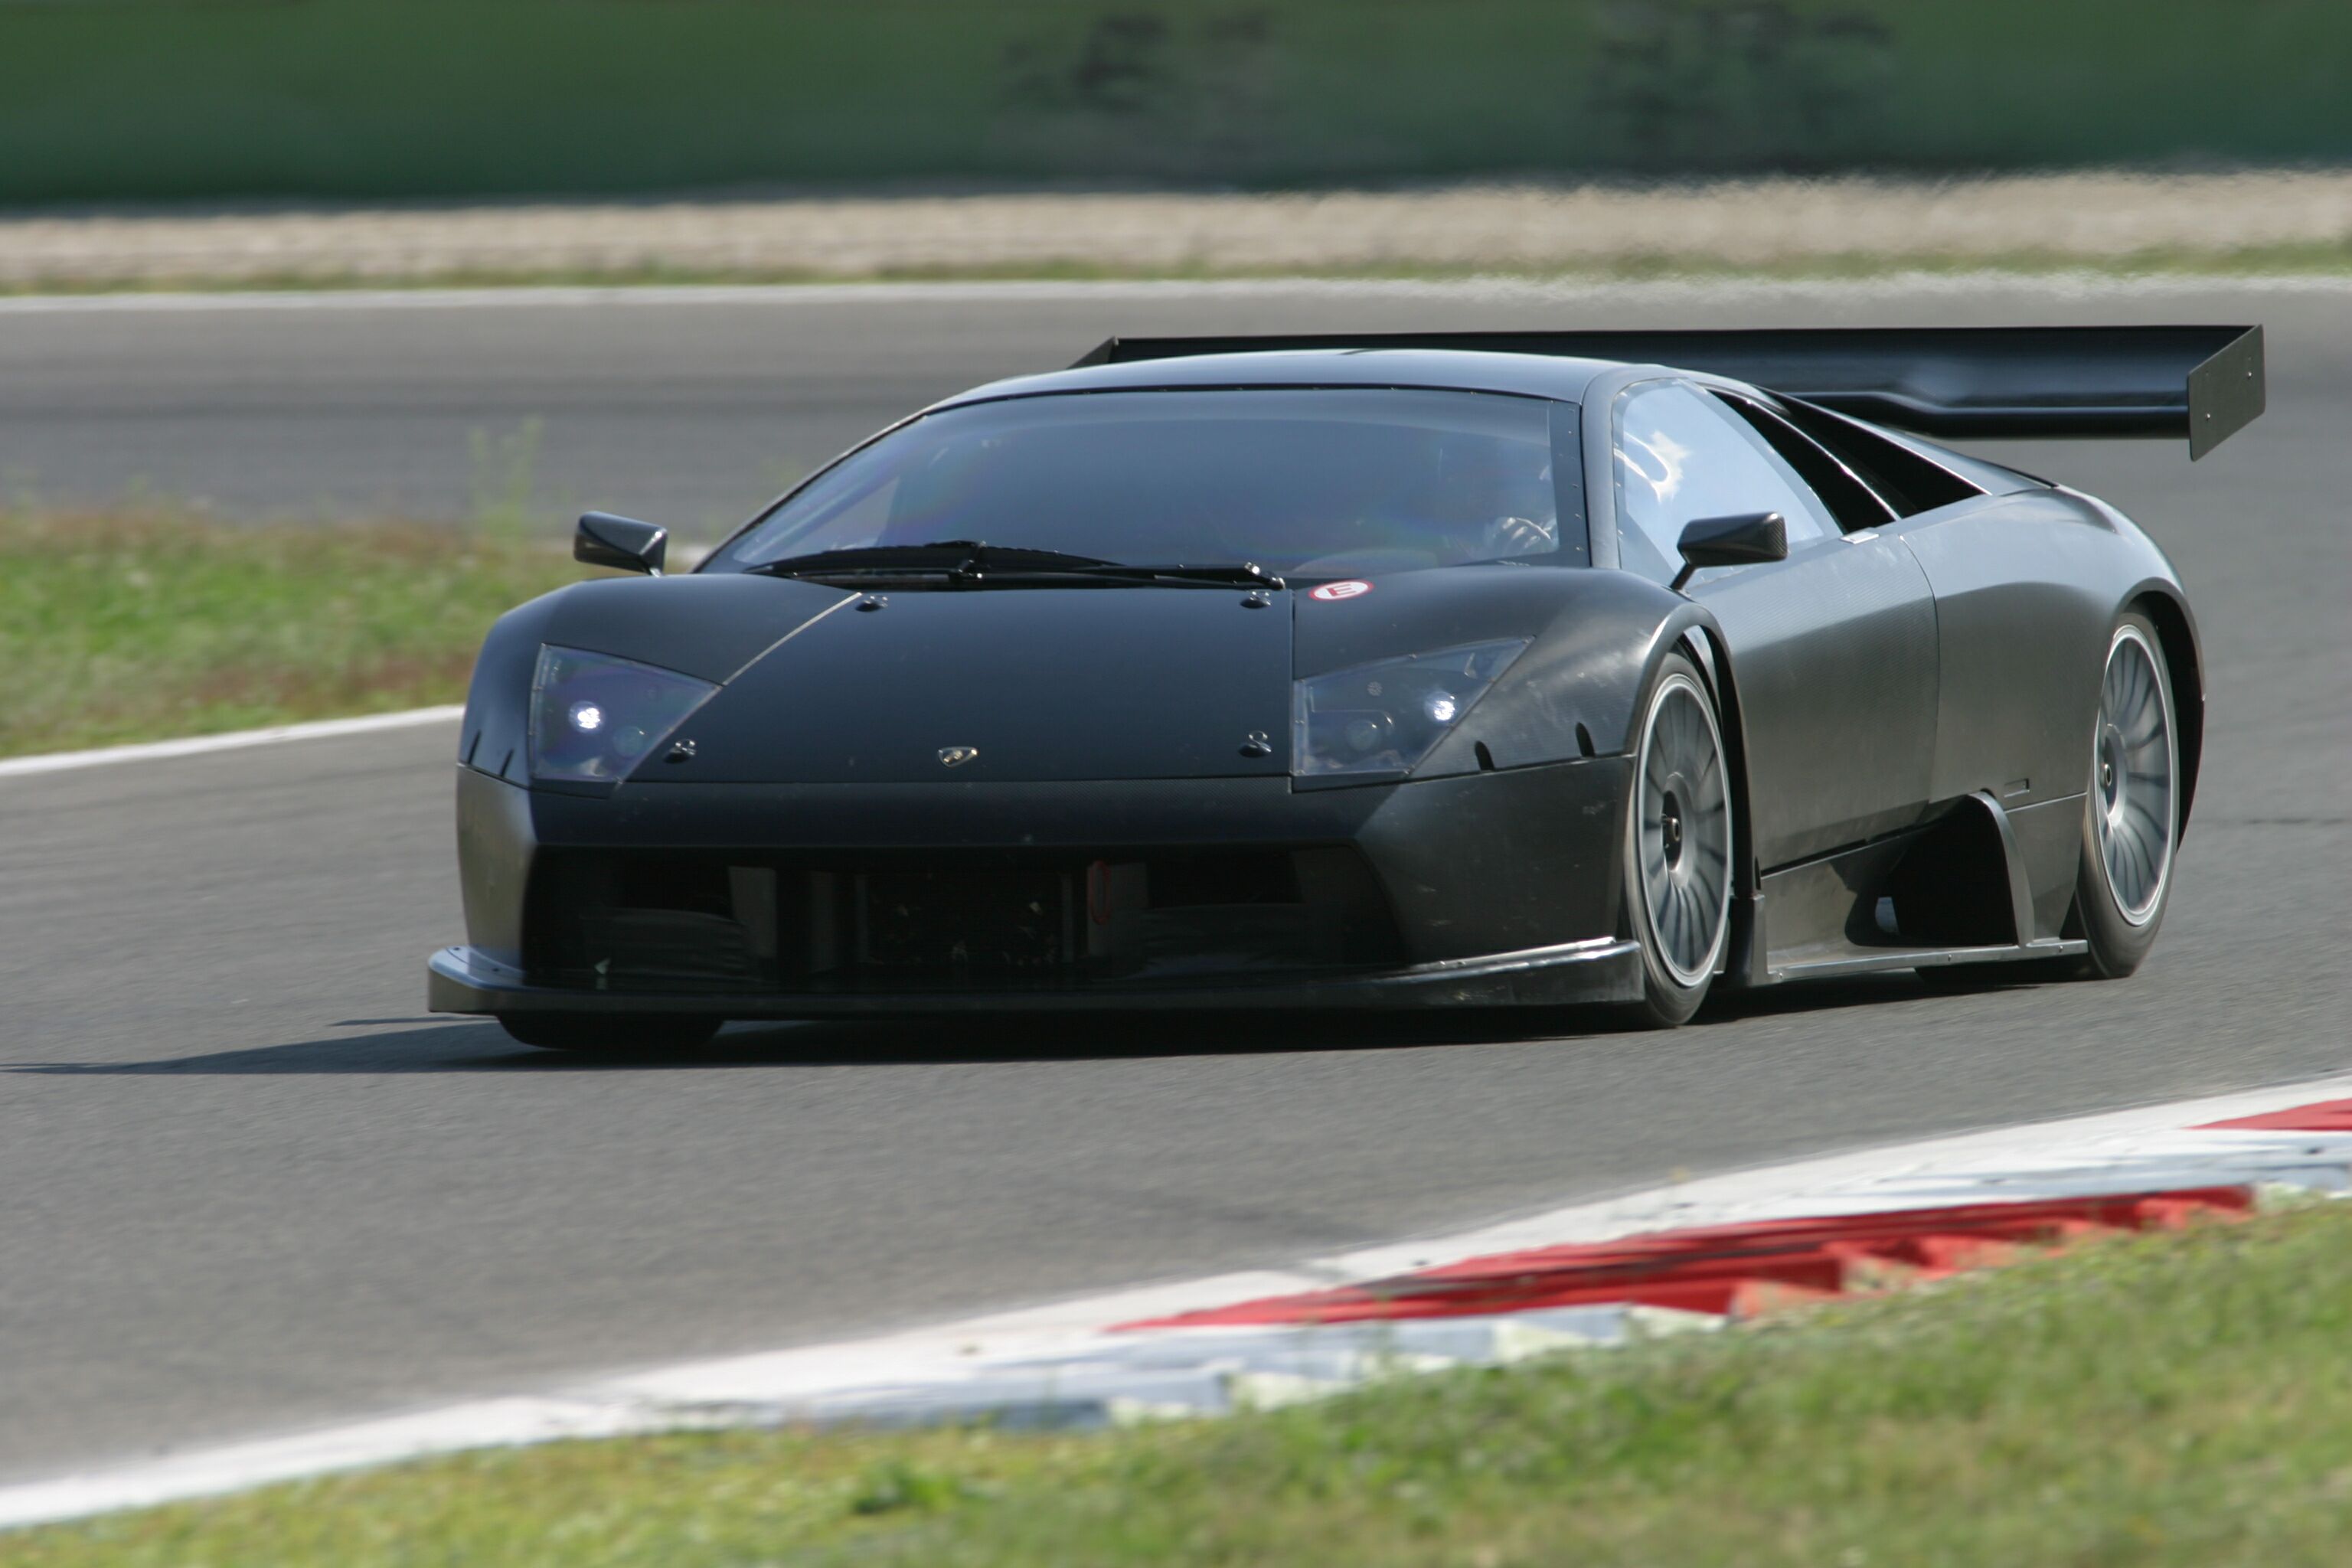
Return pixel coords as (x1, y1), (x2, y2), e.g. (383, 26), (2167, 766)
(1913, 612), (2179, 994)
(497, 1014), (724, 1052)
(1622, 652), (1733, 1027)
(2072, 612), (2180, 978)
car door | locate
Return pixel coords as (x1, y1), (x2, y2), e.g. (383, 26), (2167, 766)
(1610, 379), (1940, 870)
(1760, 399), (2116, 893)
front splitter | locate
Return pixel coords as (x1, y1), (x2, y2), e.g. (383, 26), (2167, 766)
(426, 936), (1645, 1018)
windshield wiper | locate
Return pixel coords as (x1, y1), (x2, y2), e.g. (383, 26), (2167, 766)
(747, 542), (1282, 590)
(1054, 562), (1285, 590)
(746, 541), (1117, 579)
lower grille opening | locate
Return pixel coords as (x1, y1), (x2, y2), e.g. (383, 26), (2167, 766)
(524, 848), (1402, 993)
(859, 867), (1072, 977)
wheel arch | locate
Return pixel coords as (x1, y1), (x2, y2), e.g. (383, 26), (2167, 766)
(1668, 616), (1765, 988)
(2124, 583), (2204, 841)
(1671, 620), (1759, 905)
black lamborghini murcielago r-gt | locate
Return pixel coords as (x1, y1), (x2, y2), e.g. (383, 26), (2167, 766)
(427, 325), (2262, 1046)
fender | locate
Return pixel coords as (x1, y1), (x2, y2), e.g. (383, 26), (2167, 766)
(2047, 485), (2204, 836)
(456, 589), (560, 783)
(458, 573), (851, 782)
(1354, 567), (1700, 779)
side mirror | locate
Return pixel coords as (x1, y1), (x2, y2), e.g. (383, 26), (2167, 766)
(575, 511), (668, 577)
(1671, 511), (1786, 592)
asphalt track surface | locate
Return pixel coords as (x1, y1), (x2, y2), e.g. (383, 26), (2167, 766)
(2, 279), (2347, 1482)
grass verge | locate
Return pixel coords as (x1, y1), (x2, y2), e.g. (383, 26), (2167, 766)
(8, 240), (2352, 298)
(0, 508), (586, 759)
(8, 1200), (2351, 1566)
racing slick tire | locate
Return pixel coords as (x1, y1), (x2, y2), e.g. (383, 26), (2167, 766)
(497, 1014), (726, 1052)
(2069, 611), (2180, 979)
(1622, 651), (1734, 1028)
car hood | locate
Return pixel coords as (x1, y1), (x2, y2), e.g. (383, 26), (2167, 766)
(665, 586), (1295, 783)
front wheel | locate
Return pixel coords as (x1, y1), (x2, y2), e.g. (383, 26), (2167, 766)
(2070, 612), (2180, 978)
(1622, 652), (1734, 1027)
(497, 1014), (724, 1052)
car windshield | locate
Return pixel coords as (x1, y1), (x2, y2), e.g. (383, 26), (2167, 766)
(709, 388), (1586, 578)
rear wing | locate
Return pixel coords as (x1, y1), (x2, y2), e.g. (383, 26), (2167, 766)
(1073, 325), (2265, 459)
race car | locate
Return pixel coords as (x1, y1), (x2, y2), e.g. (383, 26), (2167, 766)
(426, 324), (2263, 1046)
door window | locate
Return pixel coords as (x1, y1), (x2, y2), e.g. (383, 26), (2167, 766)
(1611, 381), (1834, 584)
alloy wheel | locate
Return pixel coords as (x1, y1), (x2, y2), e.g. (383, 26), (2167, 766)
(1635, 671), (1733, 986)
(2092, 622), (2177, 926)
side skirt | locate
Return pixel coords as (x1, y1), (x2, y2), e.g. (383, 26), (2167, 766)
(1746, 792), (2086, 985)
(1773, 938), (2089, 983)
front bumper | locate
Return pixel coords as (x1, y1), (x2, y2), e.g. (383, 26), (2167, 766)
(431, 758), (1635, 1017)
(427, 935), (1643, 1016)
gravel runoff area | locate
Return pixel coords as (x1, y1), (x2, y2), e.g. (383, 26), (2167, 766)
(6, 171), (2352, 289)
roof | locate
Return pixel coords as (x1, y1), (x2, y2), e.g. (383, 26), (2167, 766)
(937, 348), (1619, 410)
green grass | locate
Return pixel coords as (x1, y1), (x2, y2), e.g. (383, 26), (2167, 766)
(9, 238), (2352, 299)
(0, 508), (588, 758)
(11, 1201), (2352, 1566)
(2, 0), (2349, 206)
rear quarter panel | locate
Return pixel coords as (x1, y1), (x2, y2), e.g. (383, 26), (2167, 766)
(1895, 486), (2189, 815)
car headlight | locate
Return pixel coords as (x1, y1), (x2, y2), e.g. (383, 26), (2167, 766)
(1292, 639), (1527, 779)
(529, 645), (717, 782)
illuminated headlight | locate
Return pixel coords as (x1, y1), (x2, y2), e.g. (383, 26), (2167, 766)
(1292, 640), (1527, 779)
(529, 645), (716, 782)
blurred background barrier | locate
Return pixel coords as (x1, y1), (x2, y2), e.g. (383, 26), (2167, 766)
(4, 0), (2350, 207)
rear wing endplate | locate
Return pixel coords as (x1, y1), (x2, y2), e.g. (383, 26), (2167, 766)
(1073, 325), (2265, 459)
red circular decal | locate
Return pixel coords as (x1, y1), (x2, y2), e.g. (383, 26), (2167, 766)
(1310, 580), (1374, 602)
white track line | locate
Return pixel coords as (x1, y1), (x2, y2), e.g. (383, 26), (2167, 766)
(5, 1068), (2350, 1530)
(5, 273), (2351, 315)
(0, 707), (462, 779)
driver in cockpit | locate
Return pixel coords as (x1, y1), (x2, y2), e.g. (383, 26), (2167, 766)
(1420, 429), (1558, 561)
